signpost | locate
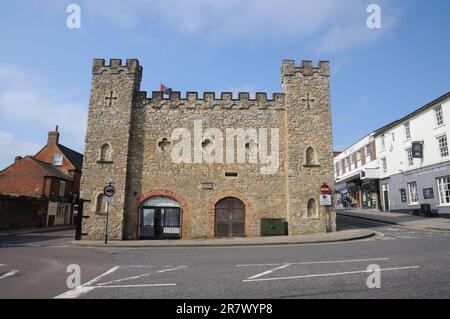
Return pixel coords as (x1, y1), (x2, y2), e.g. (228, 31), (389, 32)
(320, 183), (332, 232)
(103, 183), (115, 244)
(320, 194), (332, 206)
(320, 183), (331, 195)
(320, 183), (332, 206)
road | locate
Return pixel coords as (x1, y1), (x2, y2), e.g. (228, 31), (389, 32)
(1, 214), (449, 299)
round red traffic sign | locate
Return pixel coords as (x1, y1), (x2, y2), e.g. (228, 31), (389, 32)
(320, 183), (330, 195)
(103, 185), (116, 198)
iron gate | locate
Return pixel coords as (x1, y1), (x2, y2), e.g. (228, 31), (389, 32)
(139, 206), (181, 239)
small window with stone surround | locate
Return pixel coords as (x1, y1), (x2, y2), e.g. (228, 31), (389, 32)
(98, 143), (113, 163)
(95, 193), (106, 214)
(304, 146), (319, 167)
(307, 198), (317, 218)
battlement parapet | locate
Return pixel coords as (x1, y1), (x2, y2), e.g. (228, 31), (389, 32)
(282, 60), (329, 77)
(92, 58), (142, 75)
(136, 91), (285, 110)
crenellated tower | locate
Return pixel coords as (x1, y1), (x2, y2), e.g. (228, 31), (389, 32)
(80, 59), (142, 240)
(282, 60), (336, 234)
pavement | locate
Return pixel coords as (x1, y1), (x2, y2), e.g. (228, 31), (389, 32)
(0, 225), (76, 237)
(71, 228), (375, 248)
(1, 215), (450, 299)
(336, 208), (450, 231)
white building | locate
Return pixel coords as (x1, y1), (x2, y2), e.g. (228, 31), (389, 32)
(375, 92), (450, 217)
(334, 133), (380, 209)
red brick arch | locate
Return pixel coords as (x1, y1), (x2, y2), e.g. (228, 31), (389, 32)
(135, 189), (190, 239)
(207, 191), (254, 238)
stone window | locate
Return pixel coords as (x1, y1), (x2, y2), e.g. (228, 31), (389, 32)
(304, 147), (318, 166)
(157, 138), (172, 152)
(99, 143), (113, 163)
(95, 193), (106, 214)
(307, 198), (317, 218)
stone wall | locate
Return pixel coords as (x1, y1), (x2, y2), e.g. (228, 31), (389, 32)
(80, 58), (336, 240)
(0, 194), (48, 230)
(282, 60), (336, 234)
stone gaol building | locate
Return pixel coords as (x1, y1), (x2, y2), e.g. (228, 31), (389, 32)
(80, 58), (336, 240)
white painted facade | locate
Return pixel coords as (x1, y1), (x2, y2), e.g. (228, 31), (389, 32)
(334, 134), (379, 183)
(376, 96), (450, 179)
(334, 92), (450, 215)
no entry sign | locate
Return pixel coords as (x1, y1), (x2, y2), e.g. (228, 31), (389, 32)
(320, 183), (330, 195)
(103, 185), (116, 198)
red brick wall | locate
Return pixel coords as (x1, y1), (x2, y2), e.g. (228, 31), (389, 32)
(0, 158), (46, 197)
(34, 144), (76, 171)
(34, 144), (81, 195)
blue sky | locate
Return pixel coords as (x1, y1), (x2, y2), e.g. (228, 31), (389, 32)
(0, 0), (449, 169)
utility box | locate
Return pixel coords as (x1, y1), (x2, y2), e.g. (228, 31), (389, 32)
(261, 218), (286, 236)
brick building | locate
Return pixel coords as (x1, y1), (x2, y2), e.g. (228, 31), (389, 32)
(80, 58), (336, 240)
(0, 128), (83, 227)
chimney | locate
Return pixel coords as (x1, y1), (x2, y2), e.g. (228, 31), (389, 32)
(15, 156), (22, 163)
(47, 125), (59, 145)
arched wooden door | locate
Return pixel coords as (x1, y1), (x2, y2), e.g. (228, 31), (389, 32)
(215, 197), (245, 237)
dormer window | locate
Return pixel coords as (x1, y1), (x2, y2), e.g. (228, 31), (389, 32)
(53, 154), (63, 166)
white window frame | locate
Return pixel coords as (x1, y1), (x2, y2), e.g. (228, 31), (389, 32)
(381, 136), (386, 150)
(404, 122), (411, 140)
(365, 144), (371, 155)
(406, 148), (413, 166)
(381, 157), (387, 174)
(436, 176), (450, 206)
(434, 105), (444, 127)
(437, 135), (449, 158)
(53, 154), (63, 166)
(407, 182), (419, 205)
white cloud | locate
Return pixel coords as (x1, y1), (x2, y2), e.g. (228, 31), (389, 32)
(0, 63), (87, 169)
(0, 131), (41, 170)
(80, 0), (404, 52)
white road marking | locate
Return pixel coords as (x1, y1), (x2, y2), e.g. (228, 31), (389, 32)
(96, 266), (186, 286)
(248, 264), (291, 280)
(243, 266), (420, 283)
(96, 273), (152, 286)
(54, 266), (119, 299)
(82, 266), (120, 287)
(94, 283), (176, 288)
(54, 287), (96, 299)
(120, 265), (186, 268)
(0, 270), (19, 280)
(156, 266), (187, 273)
(0, 264), (6, 267)
(56, 265), (183, 298)
(237, 257), (390, 267)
